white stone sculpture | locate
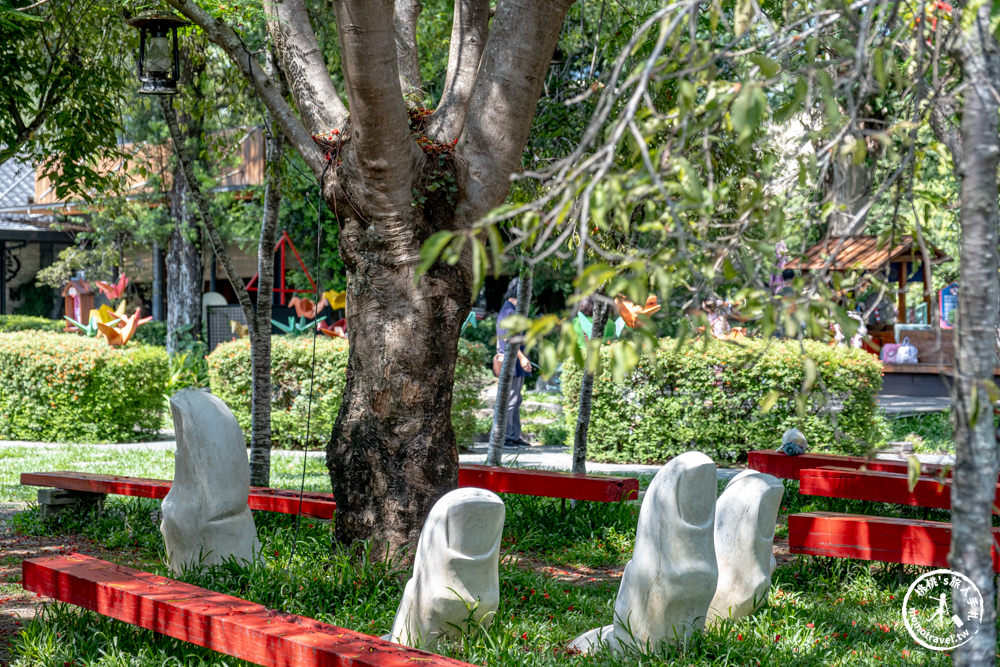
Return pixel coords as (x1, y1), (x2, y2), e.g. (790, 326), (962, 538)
(160, 389), (260, 574)
(388, 488), (505, 648)
(570, 452), (718, 654)
(707, 469), (784, 625)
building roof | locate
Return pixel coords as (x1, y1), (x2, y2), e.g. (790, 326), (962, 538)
(0, 158), (35, 211)
(786, 235), (948, 271)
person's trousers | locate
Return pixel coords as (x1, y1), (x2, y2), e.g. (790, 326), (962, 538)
(502, 374), (524, 443)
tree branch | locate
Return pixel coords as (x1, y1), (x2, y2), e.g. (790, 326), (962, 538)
(164, 0), (326, 177)
(333, 0), (417, 206)
(265, 0), (348, 135)
(425, 0), (488, 141)
(393, 0), (424, 102)
(929, 91), (963, 174)
(458, 0), (575, 220)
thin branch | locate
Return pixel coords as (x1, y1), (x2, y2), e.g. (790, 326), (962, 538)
(164, 0), (326, 177)
(425, 0), (489, 141)
(265, 0), (349, 135)
(392, 0), (424, 102)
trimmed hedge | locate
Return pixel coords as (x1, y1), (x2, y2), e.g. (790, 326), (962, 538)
(207, 337), (491, 449)
(561, 337), (884, 463)
(0, 315), (64, 333)
(0, 331), (169, 442)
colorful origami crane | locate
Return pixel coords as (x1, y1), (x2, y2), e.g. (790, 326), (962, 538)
(95, 301), (127, 327)
(614, 295), (661, 328)
(97, 309), (151, 346)
(289, 296), (321, 319)
(272, 315), (325, 335)
(230, 320), (250, 338)
(318, 318), (347, 338)
(322, 289), (346, 310)
(64, 312), (101, 336)
(95, 274), (129, 301)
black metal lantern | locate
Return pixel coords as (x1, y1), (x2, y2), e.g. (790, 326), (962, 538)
(127, 10), (189, 95)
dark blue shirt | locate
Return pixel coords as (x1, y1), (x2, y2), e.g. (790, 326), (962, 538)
(497, 299), (530, 377)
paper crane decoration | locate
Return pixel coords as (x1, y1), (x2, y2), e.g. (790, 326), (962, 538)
(97, 309), (151, 346)
(323, 289), (346, 311)
(289, 296), (321, 319)
(95, 275), (130, 301)
(318, 318), (347, 338)
(272, 315), (325, 336)
(614, 295), (661, 328)
(460, 311), (477, 334)
(230, 320), (250, 338)
(64, 312), (101, 336)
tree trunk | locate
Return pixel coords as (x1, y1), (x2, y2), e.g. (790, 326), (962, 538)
(826, 154), (873, 236)
(572, 298), (609, 474)
(326, 241), (471, 561)
(486, 266), (534, 466)
(950, 3), (1000, 664)
(248, 124), (284, 487)
(165, 167), (202, 356)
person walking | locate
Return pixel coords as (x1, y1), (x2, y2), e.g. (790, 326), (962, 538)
(496, 278), (532, 448)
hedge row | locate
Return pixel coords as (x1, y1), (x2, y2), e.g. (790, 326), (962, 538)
(560, 337), (884, 463)
(0, 315), (64, 333)
(0, 331), (168, 442)
(207, 337), (491, 449)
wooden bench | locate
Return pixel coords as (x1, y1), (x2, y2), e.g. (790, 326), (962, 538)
(798, 466), (1000, 512)
(21, 467), (638, 517)
(789, 512), (1000, 572)
(22, 553), (476, 667)
(747, 449), (953, 481)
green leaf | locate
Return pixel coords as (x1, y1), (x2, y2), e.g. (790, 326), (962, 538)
(416, 231), (454, 280)
(760, 389), (781, 413)
(734, 0), (754, 35)
(873, 47), (887, 90)
(907, 454), (922, 493)
(750, 54), (779, 78)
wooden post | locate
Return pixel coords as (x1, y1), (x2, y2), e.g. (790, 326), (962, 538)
(897, 261), (907, 324)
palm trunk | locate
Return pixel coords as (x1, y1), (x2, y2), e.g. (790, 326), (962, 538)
(572, 298), (609, 474)
(950, 4), (1000, 663)
(486, 266), (534, 466)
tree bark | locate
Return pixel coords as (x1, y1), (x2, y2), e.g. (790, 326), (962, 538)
(950, 3), (1000, 664)
(165, 158), (202, 356)
(487, 266), (534, 466)
(572, 298), (609, 474)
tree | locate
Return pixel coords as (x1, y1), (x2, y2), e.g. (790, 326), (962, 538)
(164, 0), (577, 558)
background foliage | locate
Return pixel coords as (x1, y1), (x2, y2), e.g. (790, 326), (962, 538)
(561, 338), (884, 463)
(0, 331), (168, 442)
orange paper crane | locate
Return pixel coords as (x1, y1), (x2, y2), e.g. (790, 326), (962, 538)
(318, 318), (347, 338)
(289, 296), (321, 319)
(96, 309), (152, 346)
(95, 275), (129, 301)
(614, 295), (661, 328)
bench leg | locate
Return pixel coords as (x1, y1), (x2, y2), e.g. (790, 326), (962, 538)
(37, 489), (106, 519)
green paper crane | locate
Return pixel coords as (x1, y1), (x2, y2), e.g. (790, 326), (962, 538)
(272, 315), (325, 336)
(64, 313), (102, 336)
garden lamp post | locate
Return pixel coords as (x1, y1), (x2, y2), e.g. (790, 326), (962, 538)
(126, 10), (189, 95)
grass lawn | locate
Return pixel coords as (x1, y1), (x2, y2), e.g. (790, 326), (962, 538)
(0, 438), (984, 666)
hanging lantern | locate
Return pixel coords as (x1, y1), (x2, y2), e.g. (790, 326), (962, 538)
(126, 10), (189, 95)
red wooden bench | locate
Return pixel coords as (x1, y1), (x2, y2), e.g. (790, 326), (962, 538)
(21, 467), (638, 517)
(789, 512), (1000, 572)
(798, 466), (1000, 512)
(747, 449), (954, 481)
(22, 553), (476, 667)
(21, 472), (339, 519)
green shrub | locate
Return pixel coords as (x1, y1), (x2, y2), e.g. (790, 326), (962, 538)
(0, 332), (168, 442)
(0, 315), (64, 333)
(561, 337), (884, 463)
(132, 320), (167, 347)
(208, 337), (491, 449)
